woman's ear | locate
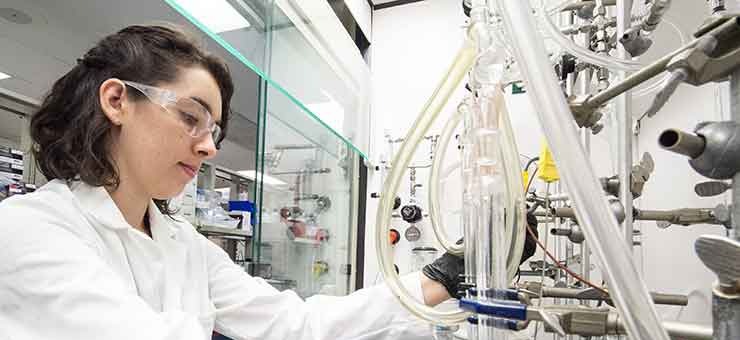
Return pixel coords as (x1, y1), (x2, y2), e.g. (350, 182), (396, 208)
(99, 79), (127, 126)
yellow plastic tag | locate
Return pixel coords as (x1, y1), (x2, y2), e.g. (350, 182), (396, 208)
(538, 140), (560, 183)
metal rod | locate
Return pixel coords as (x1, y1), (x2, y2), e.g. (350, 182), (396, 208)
(658, 129), (706, 158)
(580, 48), (593, 305)
(535, 286), (688, 306)
(650, 292), (690, 306)
(617, 0), (634, 252)
(615, 320), (713, 340)
(731, 69), (740, 241)
(585, 38), (700, 108)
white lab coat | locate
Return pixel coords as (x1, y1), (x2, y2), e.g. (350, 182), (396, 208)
(0, 180), (431, 340)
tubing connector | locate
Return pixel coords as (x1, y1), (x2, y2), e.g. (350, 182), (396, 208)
(551, 223), (585, 243)
(568, 95), (604, 134)
(659, 122), (740, 180)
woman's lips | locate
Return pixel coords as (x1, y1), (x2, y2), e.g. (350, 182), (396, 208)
(179, 162), (197, 178)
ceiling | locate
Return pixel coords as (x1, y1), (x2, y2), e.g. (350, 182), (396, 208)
(370, 0), (425, 9)
(0, 0), (262, 158)
(370, 0), (412, 5)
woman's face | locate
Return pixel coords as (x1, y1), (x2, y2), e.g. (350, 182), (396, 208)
(112, 67), (223, 200)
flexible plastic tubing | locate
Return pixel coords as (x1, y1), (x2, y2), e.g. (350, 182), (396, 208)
(429, 101), (466, 255)
(496, 89), (526, 281)
(541, 1), (644, 72)
(440, 162), (461, 183)
(496, 1), (671, 340)
(374, 41), (476, 325)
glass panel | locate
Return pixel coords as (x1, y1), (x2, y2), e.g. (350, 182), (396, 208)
(266, 1), (371, 158)
(164, 0), (369, 159)
(165, 0), (362, 298)
(254, 79), (359, 297)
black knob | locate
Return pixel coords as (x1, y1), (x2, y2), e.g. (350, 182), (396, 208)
(401, 204), (423, 223)
(393, 196), (402, 210)
(370, 192), (380, 198)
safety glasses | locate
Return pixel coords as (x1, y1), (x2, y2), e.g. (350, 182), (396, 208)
(123, 80), (222, 147)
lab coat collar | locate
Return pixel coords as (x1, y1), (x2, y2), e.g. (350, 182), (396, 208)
(69, 180), (181, 241)
(148, 200), (180, 241)
(69, 180), (130, 232)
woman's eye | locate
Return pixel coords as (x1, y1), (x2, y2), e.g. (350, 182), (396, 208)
(179, 111), (199, 127)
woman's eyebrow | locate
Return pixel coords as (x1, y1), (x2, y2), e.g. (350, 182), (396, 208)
(190, 96), (213, 115)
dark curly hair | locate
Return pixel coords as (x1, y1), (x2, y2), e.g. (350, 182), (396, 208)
(29, 24), (234, 214)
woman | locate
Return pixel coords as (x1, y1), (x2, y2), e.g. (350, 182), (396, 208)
(0, 25), (461, 340)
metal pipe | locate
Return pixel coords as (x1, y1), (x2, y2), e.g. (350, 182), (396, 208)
(541, 206), (723, 226)
(615, 320), (713, 340)
(545, 287), (688, 306)
(585, 38), (700, 108)
(545, 202), (625, 224)
(650, 292), (690, 306)
(731, 69), (740, 241)
(617, 0), (634, 251)
(580, 54), (593, 307)
(712, 291), (740, 340)
(537, 193), (570, 202)
(634, 208), (721, 225)
(551, 228), (572, 237)
(658, 129), (706, 158)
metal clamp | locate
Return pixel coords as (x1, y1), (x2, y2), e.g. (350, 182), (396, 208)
(459, 298), (566, 336)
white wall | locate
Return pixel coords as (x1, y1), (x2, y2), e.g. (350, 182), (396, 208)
(365, 0), (469, 287)
(365, 0), (723, 327)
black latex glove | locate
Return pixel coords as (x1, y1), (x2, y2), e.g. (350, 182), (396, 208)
(422, 211), (540, 299)
(521, 210), (539, 264)
(421, 241), (465, 300)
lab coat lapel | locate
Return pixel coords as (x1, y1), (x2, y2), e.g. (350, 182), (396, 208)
(68, 180), (130, 232)
(149, 202), (188, 312)
(69, 181), (171, 312)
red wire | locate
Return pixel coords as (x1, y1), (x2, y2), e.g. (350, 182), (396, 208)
(526, 224), (610, 296)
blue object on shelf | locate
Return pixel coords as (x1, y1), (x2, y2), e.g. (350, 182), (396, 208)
(228, 200), (256, 226)
(459, 298), (528, 321)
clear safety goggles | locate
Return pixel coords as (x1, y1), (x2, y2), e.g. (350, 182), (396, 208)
(123, 81), (222, 146)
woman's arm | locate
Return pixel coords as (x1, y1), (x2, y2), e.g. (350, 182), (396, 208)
(203, 237), (433, 340)
(421, 274), (452, 306)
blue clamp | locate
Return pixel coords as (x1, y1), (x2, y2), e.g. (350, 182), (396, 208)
(466, 316), (519, 330)
(467, 288), (520, 301)
(459, 298), (528, 321)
